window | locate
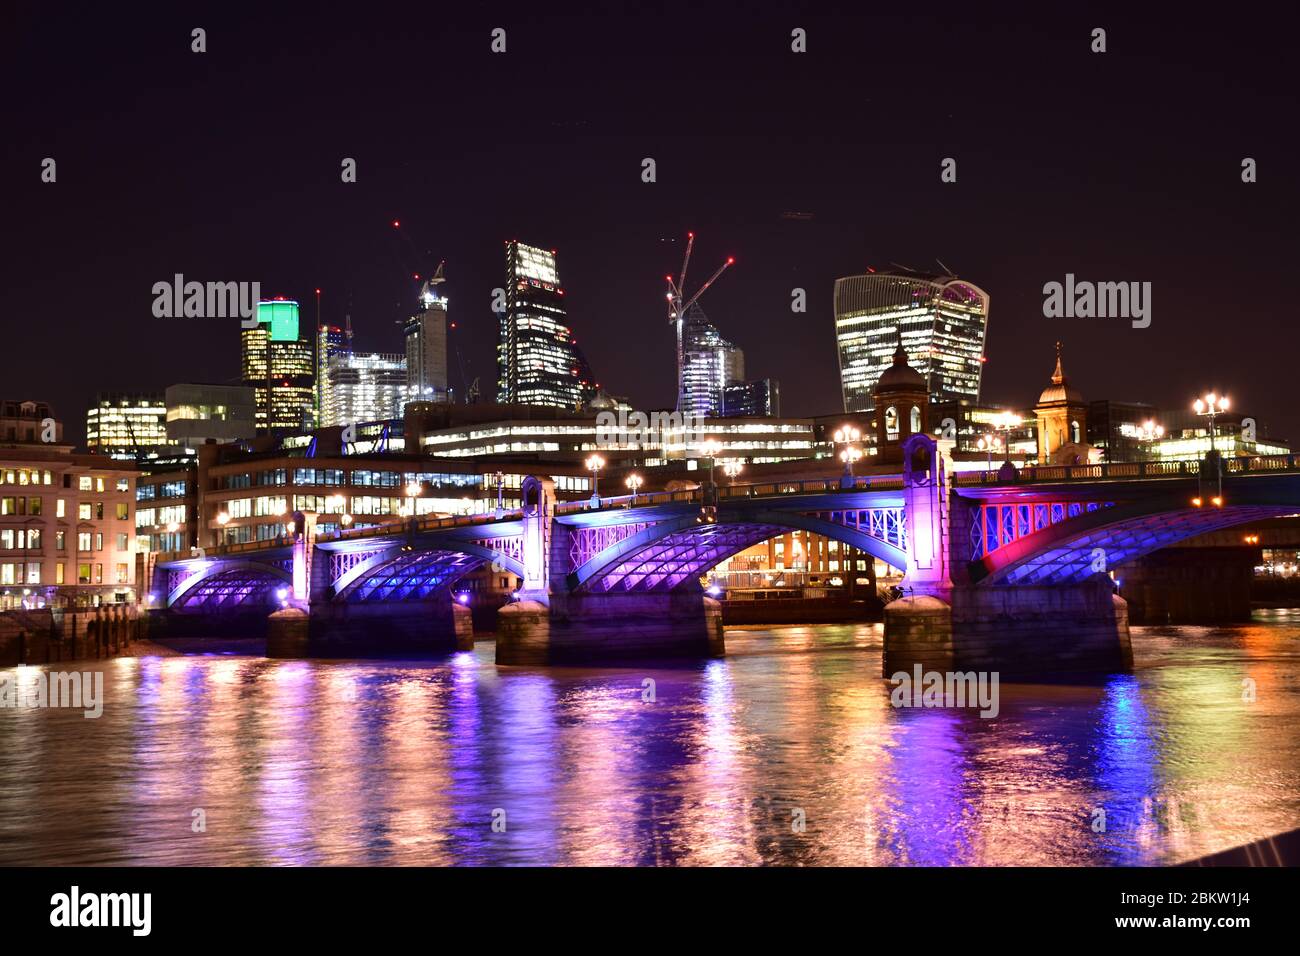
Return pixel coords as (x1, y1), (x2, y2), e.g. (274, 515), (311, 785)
(116, 533), (128, 551)
(115, 563), (128, 584)
(885, 406), (899, 441)
(95, 477), (105, 492)
(56, 499), (66, 518)
(78, 476), (92, 491)
(78, 503), (91, 520)
(78, 532), (92, 552)
(56, 564), (65, 584)
(116, 478), (129, 492)
(95, 502), (104, 519)
(910, 406), (922, 434)
(1071, 420), (1081, 443)
(29, 497), (41, 516)
(56, 531), (66, 550)
(1, 497), (15, 515)
(94, 564), (103, 584)
(26, 563), (39, 584)
(115, 503), (128, 520)
(78, 563), (91, 584)
(95, 532), (103, 551)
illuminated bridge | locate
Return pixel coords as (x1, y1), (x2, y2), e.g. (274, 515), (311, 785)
(148, 437), (1300, 675)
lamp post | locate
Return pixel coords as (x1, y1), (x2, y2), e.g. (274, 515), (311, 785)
(1137, 419), (1164, 461)
(833, 426), (862, 481)
(723, 460), (744, 485)
(404, 480), (422, 531)
(1192, 393), (1230, 454)
(699, 438), (722, 502)
(493, 470), (505, 519)
(1192, 392), (1229, 507)
(993, 412), (1021, 463)
(624, 472), (643, 505)
(586, 454), (605, 506)
(975, 434), (999, 477)
(216, 509), (230, 546)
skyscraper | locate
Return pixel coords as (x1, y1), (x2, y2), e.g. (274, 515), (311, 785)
(316, 324), (347, 425)
(497, 241), (596, 409)
(240, 299), (315, 431)
(833, 270), (990, 412)
(322, 351), (409, 426)
(404, 275), (450, 403)
(679, 302), (745, 419)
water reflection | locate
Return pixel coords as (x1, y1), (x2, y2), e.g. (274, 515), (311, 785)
(2, 618), (1299, 866)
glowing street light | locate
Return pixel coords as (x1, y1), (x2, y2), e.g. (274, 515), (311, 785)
(833, 425), (862, 479)
(624, 472), (644, 505)
(975, 433), (1001, 476)
(586, 454), (605, 505)
(699, 438), (723, 500)
(1192, 392), (1230, 454)
(723, 460), (744, 483)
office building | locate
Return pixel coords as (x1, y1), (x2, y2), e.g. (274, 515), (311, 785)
(497, 241), (596, 409)
(405, 277), (450, 403)
(85, 392), (172, 462)
(164, 383), (257, 447)
(0, 442), (138, 609)
(316, 324), (348, 425)
(722, 378), (781, 418)
(240, 299), (315, 431)
(322, 351), (409, 427)
(833, 270), (990, 412)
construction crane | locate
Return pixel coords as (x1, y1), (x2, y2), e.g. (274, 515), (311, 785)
(665, 232), (734, 411)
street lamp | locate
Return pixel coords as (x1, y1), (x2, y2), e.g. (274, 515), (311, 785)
(493, 470), (505, 519)
(699, 438), (723, 500)
(1137, 419), (1164, 461)
(1192, 392), (1230, 454)
(975, 434), (1000, 476)
(993, 412), (1021, 461)
(586, 454), (605, 505)
(216, 510), (230, 546)
(624, 472), (643, 505)
(833, 426), (862, 479)
(723, 460), (744, 484)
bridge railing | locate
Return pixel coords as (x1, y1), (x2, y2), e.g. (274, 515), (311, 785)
(951, 453), (1298, 486)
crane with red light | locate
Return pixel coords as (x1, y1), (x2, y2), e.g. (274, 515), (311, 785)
(665, 232), (735, 412)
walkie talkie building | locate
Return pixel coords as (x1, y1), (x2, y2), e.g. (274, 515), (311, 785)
(833, 271), (990, 412)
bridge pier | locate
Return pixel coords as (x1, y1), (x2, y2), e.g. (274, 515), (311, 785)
(883, 578), (1132, 681)
(496, 592), (724, 666)
(1118, 547), (1256, 625)
(261, 598), (474, 658)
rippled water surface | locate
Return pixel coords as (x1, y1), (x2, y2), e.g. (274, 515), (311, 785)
(3, 613), (1299, 866)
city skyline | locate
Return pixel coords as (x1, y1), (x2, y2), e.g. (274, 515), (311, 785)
(8, 7), (1297, 447)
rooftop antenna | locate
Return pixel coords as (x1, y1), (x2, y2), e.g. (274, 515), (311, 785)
(889, 261), (918, 274)
(935, 258), (954, 276)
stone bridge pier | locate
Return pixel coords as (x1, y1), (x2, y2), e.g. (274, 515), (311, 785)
(882, 434), (1132, 681)
(496, 477), (723, 665)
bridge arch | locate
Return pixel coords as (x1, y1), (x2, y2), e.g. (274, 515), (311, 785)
(973, 494), (1296, 586)
(167, 560), (293, 609)
(331, 538), (526, 603)
(567, 509), (908, 594)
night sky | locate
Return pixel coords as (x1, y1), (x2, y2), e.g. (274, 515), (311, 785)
(7, 3), (1298, 446)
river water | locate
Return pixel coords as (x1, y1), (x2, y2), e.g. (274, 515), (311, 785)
(2, 613), (1299, 866)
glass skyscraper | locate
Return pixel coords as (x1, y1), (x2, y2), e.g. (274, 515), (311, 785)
(322, 351), (409, 427)
(404, 281), (450, 404)
(240, 299), (315, 431)
(679, 302), (745, 419)
(497, 241), (595, 409)
(833, 271), (990, 412)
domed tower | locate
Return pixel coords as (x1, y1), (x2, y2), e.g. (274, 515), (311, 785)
(1034, 342), (1088, 464)
(872, 334), (929, 463)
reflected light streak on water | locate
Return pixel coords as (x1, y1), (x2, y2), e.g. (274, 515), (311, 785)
(2, 614), (1300, 866)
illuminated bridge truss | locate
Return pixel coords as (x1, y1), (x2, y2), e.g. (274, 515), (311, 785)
(341, 550), (484, 602)
(969, 501), (1114, 560)
(171, 566), (290, 610)
(567, 523), (653, 571)
(807, 507), (905, 552)
(588, 523), (786, 593)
